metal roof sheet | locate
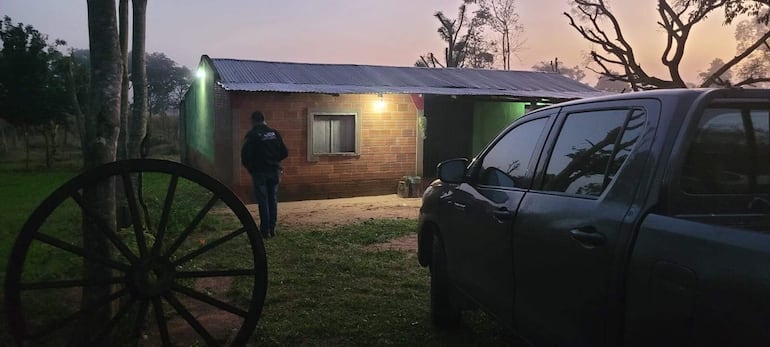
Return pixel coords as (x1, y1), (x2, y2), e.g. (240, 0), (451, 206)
(208, 58), (608, 99)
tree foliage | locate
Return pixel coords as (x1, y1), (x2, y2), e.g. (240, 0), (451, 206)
(0, 16), (71, 167)
(732, 15), (770, 86)
(594, 74), (631, 92)
(417, 1), (496, 68)
(699, 58), (734, 86)
(565, 0), (770, 90)
(532, 57), (587, 82)
(418, 0), (528, 69)
(146, 52), (191, 115)
(0, 16), (68, 127)
(475, 0), (525, 70)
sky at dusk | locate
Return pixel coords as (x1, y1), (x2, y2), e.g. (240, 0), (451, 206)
(2, 0), (738, 85)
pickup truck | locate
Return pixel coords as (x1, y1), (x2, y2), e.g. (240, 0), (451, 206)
(416, 88), (770, 346)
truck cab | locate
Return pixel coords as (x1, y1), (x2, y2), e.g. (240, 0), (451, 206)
(417, 88), (770, 345)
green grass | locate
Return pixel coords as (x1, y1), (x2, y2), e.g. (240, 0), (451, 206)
(252, 219), (517, 346)
(0, 169), (77, 281)
(0, 143), (517, 346)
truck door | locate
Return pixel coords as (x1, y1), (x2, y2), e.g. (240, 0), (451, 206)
(441, 114), (553, 328)
(512, 100), (660, 346)
(624, 96), (770, 345)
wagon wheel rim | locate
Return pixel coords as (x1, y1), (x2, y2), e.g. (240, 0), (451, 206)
(4, 159), (267, 346)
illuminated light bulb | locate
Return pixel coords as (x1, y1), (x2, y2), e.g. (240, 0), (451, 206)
(375, 93), (385, 111)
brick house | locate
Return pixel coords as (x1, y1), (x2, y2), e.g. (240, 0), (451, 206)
(180, 55), (605, 202)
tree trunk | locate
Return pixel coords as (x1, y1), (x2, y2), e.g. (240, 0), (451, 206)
(118, 0), (129, 161)
(23, 126), (29, 170)
(128, 0), (150, 231)
(0, 126), (6, 153)
(116, 0), (130, 228)
(62, 121), (68, 146)
(162, 111), (169, 142)
(43, 127), (50, 168)
(128, 0), (148, 160)
(10, 127), (18, 149)
(81, 0), (122, 340)
(143, 113), (152, 158)
(66, 55), (86, 167)
(49, 121), (58, 166)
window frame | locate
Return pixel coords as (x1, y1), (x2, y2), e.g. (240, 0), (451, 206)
(668, 100), (770, 218)
(467, 110), (557, 190)
(307, 111), (361, 161)
(532, 103), (651, 200)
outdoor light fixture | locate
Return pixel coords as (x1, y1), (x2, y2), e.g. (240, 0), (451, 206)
(196, 67), (206, 79)
(375, 93), (385, 111)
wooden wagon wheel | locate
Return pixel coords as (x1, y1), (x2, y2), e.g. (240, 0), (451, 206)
(4, 159), (267, 346)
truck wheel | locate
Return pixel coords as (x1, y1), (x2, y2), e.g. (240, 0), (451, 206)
(430, 233), (461, 328)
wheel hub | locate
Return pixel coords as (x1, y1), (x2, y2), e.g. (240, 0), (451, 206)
(129, 257), (176, 298)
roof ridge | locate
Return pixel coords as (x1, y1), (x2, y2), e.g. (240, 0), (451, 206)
(205, 56), (605, 98)
(208, 57), (550, 74)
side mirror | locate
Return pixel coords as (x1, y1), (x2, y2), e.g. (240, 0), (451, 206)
(437, 158), (469, 184)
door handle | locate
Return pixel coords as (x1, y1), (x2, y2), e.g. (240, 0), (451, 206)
(493, 208), (515, 221)
(452, 202), (466, 210)
(569, 227), (605, 249)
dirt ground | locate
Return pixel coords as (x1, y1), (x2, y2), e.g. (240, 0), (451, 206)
(245, 194), (423, 252)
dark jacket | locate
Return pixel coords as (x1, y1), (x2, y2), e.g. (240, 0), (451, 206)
(241, 123), (288, 174)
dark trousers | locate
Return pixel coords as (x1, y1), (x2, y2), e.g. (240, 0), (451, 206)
(251, 171), (280, 236)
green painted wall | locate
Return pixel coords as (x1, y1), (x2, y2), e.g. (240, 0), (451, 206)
(472, 101), (526, 155)
(183, 62), (215, 162)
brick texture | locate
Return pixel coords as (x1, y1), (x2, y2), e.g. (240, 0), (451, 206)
(230, 92), (419, 202)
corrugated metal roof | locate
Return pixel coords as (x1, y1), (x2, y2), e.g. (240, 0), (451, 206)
(208, 58), (608, 100)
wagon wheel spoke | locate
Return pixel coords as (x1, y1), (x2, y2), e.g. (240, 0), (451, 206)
(176, 269), (256, 278)
(131, 298), (151, 342)
(151, 174), (179, 257)
(91, 296), (137, 345)
(152, 297), (172, 346)
(172, 284), (249, 317)
(173, 227), (248, 266)
(163, 195), (219, 258)
(164, 292), (220, 346)
(33, 232), (130, 272)
(26, 288), (129, 340)
(6, 159), (267, 347)
(20, 276), (126, 290)
(121, 172), (149, 258)
(70, 191), (139, 263)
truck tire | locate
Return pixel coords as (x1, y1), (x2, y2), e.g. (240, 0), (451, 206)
(430, 233), (461, 328)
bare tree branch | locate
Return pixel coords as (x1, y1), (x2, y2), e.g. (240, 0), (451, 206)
(733, 76), (770, 87)
(566, 0), (769, 90)
(701, 28), (770, 87)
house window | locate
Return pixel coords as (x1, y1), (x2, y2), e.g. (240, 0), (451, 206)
(309, 113), (358, 156)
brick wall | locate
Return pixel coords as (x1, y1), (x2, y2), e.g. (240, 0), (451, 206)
(230, 92), (419, 202)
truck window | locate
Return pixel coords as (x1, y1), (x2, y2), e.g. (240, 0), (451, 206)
(477, 117), (549, 189)
(541, 109), (645, 197)
(682, 107), (770, 195)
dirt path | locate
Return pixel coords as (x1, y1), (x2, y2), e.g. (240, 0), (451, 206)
(245, 194), (423, 252)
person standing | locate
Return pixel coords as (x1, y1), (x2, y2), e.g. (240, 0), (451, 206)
(241, 111), (288, 238)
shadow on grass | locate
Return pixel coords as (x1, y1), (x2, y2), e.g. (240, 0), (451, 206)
(251, 219), (524, 346)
